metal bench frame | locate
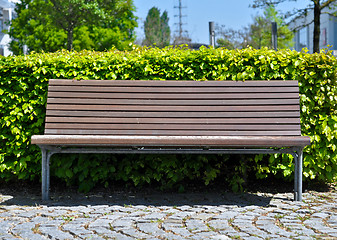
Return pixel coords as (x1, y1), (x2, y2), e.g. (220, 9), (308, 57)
(38, 145), (304, 201)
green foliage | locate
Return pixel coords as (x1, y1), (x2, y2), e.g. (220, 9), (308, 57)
(249, 5), (294, 49)
(0, 47), (336, 192)
(251, 0), (335, 53)
(143, 7), (171, 47)
(216, 5), (293, 50)
(9, 0), (137, 53)
(215, 25), (247, 50)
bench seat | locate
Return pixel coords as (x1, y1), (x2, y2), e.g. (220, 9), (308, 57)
(32, 79), (310, 201)
(32, 135), (310, 148)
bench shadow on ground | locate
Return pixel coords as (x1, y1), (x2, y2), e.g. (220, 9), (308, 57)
(6, 177), (330, 207)
(0, 182), (278, 208)
(0, 177), (332, 208)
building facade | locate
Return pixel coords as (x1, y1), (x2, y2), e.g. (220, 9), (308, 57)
(0, 0), (17, 56)
(289, 6), (337, 55)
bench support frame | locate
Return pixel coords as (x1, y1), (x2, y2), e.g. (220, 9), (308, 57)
(38, 145), (304, 202)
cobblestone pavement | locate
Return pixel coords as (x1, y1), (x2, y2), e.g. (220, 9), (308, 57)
(0, 188), (337, 239)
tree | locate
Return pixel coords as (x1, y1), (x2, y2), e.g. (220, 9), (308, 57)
(215, 25), (249, 49)
(216, 5), (293, 49)
(160, 11), (171, 47)
(143, 7), (171, 47)
(251, 0), (337, 53)
(9, 0), (137, 54)
(248, 5), (294, 49)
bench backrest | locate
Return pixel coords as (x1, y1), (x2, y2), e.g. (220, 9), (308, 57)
(44, 79), (303, 137)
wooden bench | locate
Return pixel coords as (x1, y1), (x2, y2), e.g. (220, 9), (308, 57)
(31, 79), (310, 201)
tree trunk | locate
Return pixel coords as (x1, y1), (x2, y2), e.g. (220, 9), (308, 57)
(313, 1), (321, 53)
(67, 28), (74, 51)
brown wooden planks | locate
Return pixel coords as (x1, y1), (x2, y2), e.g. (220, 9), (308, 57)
(31, 135), (311, 147)
(44, 123), (301, 131)
(45, 117), (301, 124)
(46, 104), (300, 112)
(45, 110), (301, 118)
(48, 79), (300, 87)
(43, 79), (304, 138)
(47, 92), (300, 100)
(48, 85), (299, 93)
(45, 129), (301, 136)
(47, 98), (299, 106)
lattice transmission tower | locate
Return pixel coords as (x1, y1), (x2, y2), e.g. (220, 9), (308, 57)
(173, 0), (191, 45)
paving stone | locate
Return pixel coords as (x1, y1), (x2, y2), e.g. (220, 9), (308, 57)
(0, 211), (16, 218)
(0, 235), (19, 240)
(98, 231), (133, 240)
(256, 219), (274, 225)
(118, 207), (134, 213)
(39, 219), (64, 227)
(327, 215), (337, 222)
(120, 227), (151, 238)
(102, 212), (128, 221)
(237, 226), (269, 237)
(17, 210), (40, 218)
(243, 236), (263, 240)
(88, 227), (108, 236)
(137, 222), (167, 236)
(88, 218), (113, 228)
(1, 190), (337, 239)
(108, 219), (133, 230)
(39, 226), (75, 239)
(142, 212), (166, 220)
(223, 231), (250, 238)
(162, 222), (183, 231)
(292, 228), (317, 236)
(317, 227), (337, 234)
(192, 213), (215, 221)
(207, 219), (230, 230)
(162, 232), (186, 240)
(185, 219), (208, 233)
(256, 223), (293, 238)
(11, 221), (48, 240)
(168, 226), (193, 237)
(18, 232), (47, 240)
(40, 209), (70, 218)
(210, 235), (231, 240)
(327, 232), (337, 238)
(90, 206), (112, 215)
(190, 231), (218, 239)
(62, 223), (93, 236)
(176, 205), (193, 211)
(213, 211), (239, 220)
(79, 233), (106, 240)
(0, 220), (12, 233)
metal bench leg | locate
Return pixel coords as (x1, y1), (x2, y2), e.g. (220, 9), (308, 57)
(294, 148), (303, 201)
(41, 147), (52, 201)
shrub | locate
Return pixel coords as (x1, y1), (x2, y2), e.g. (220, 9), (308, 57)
(0, 46), (336, 191)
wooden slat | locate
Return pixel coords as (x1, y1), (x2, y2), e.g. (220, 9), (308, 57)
(46, 104), (299, 112)
(47, 98), (299, 106)
(47, 92), (300, 100)
(31, 135), (311, 147)
(45, 129), (301, 136)
(45, 117), (301, 124)
(48, 86), (300, 93)
(49, 79), (300, 87)
(47, 110), (300, 118)
(45, 123), (301, 131)
(45, 110), (300, 118)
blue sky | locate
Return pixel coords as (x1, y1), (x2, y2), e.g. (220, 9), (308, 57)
(133, 0), (309, 44)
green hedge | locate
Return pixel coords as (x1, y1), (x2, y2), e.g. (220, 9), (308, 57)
(1, 46), (336, 191)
